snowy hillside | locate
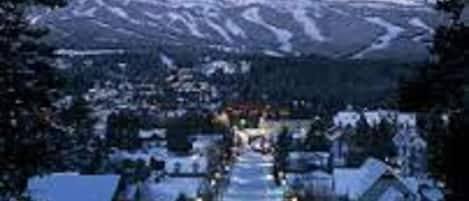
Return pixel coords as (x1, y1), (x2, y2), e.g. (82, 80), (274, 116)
(36, 0), (439, 60)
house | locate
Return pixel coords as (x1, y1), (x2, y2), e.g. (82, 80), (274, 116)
(393, 127), (427, 177)
(333, 158), (419, 201)
(165, 153), (208, 177)
(324, 126), (353, 167)
(259, 118), (312, 136)
(138, 128), (167, 148)
(286, 170), (334, 196)
(109, 147), (168, 166)
(333, 109), (417, 128)
(189, 134), (224, 154)
(419, 183), (444, 201)
(27, 174), (121, 201)
(287, 151), (330, 172)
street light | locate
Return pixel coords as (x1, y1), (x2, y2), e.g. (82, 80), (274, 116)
(211, 179), (217, 187)
(195, 197), (203, 201)
(281, 179), (287, 186)
(215, 172), (222, 179)
(290, 196), (298, 201)
(278, 171), (285, 179)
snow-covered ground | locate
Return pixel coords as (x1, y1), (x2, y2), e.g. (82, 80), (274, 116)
(205, 17), (234, 43)
(352, 17), (405, 59)
(160, 53), (177, 69)
(242, 7), (293, 52)
(409, 17), (434, 42)
(144, 177), (204, 201)
(225, 19), (247, 38)
(222, 148), (285, 201)
(54, 49), (126, 56)
(166, 12), (206, 38)
(291, 8), (327, 42)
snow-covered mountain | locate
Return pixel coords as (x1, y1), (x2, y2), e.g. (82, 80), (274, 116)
(35, 0), (440, 60)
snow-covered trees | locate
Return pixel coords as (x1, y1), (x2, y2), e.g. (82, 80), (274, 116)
(398, 0), (468, 200)
(0, 0), (67, 198)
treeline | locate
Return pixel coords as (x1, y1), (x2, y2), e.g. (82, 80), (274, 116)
(236, 55), (417, 113)
(60, 49), (420, 115)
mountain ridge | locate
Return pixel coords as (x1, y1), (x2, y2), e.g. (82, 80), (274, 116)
(35, 0), (439, 61)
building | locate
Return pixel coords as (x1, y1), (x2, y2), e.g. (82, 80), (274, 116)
(165, 153), (208, 177)
(333, 109), (417, 128)
(393, 127), (427, 177)
(259, 118), (312, 136)
(286, 151), (330, 172)
(27, 174), (121, 201)
(286, 170), (334, 197)
(333, 158), (419, 201)
(138, 128), (167, 149)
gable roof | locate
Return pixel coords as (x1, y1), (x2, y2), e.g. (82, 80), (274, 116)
(354, 158), (389, 198)
(421, 186), (444, 201)
(138, 128), (167, 139)
(334, 158), (417, 200)
(333, 110), (417, 128)
(377, 187), (405, 201)
(27, 174), (121, 201)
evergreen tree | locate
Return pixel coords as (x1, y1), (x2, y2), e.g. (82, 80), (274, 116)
(305, 119), (330, 151)
(369, 120), (396, 160)
(175, 193), (188, 201)
(0, 0), (67, 198)
(166, 124), (192, 153)
(274, 126), (291, 178)
(59, 96), (100, 172)
(398, 0), (468, 200)
(106, 112), (141, 150)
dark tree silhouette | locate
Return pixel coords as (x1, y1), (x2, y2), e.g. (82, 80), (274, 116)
(106, 111), (141, 150)
(166, 122), (193, 153)
(305, 118), (330, 151)
(398, 0), (468, 200)
(0, 0), (68, 199)
(59, 96), (103, 173)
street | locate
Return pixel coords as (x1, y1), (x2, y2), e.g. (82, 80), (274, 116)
(222, 143), (285, 201)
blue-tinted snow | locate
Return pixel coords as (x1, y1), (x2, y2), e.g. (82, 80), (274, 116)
(27, 174), (120, 201)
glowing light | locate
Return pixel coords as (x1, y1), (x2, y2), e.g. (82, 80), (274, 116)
(215, 172), (222, 179)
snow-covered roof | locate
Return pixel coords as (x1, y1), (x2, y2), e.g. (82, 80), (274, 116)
(288, 151), (330, 160)
(191, 134), (223, 152)
(138, 128), (167, 139)
(109, 147), (168, 165)
(165, 153), (208, 173)
(421, 186), (444, 201)
(396, 113), (417, 127)
(333, 111), (361, 127)
(334, 158), (401, 200)
(353, 158), (389, 198)
(377, 187), (405, 201)
(201, 60), (237, 76)
(333, 168), (361, 197)
(334, 158), (421, 200)
(27, 174), (120, 201)
(333, 110), (417, 128)
(147, 177), (203, 201)
(286, 170), (333, 190)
